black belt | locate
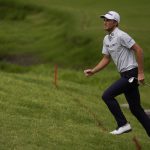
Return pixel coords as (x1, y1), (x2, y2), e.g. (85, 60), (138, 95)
(120, 67), (138, 78)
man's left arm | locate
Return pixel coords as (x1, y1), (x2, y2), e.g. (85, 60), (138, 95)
(131, 43), (144, 84)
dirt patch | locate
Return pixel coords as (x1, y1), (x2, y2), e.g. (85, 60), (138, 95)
(0, 54), (41, 66)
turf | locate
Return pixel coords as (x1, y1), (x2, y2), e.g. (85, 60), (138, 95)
(0, 66), (150, 150)
(0, 0), (150, 149)
(0, 0), (150, 69)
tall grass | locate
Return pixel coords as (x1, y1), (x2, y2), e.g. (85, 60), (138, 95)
(0, 0), (149, 71)
(0, 65), (150, 149)
(0, 1), (150, 149)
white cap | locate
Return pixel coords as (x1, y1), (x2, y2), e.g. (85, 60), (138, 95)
(100, 11), (120, 23)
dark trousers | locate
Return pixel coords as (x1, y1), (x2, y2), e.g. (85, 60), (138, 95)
(102, 68), (150, 136)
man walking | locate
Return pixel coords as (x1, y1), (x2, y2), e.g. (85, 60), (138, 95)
(84, 11), (150, 136)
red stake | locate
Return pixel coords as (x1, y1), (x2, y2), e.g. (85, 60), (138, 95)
(54, 64), (58, 88)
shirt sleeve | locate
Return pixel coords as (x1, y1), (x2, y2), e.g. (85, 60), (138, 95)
(102, 39), (110, 55)
(120, 33), (135, 49)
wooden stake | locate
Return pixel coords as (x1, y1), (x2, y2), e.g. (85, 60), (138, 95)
(133, 136), (142, 150)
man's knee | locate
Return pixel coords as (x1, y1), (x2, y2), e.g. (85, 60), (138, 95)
(102, 91), (110, 102)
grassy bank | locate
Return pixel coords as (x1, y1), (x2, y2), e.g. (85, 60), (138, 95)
(0, 0), (150, 70)
(0, 0), (150, 149)
(0, 65), (150, 149)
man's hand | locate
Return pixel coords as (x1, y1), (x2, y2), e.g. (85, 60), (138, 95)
(131, 44), (144, 85)
(84, 69), (94, 77)
(138, 73), (145, 85)
(84, 55), (110, 77)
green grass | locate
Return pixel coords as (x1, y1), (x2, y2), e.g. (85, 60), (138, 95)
(0, 0), (150, 149)
(0, 65), (150, 150)
(0, 0), (150, 70)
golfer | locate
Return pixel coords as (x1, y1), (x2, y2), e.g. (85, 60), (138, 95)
(84, 11), (150, 136)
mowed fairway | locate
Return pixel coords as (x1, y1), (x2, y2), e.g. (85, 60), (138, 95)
(0, 0), (150, 149)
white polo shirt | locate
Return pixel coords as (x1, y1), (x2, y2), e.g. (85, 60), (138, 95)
(102, 27), (138, 73)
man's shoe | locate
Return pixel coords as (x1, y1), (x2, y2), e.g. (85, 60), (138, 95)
(110, 123), (132, 135)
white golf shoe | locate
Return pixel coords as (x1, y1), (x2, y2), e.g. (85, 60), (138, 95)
(110, 123), (132, 135)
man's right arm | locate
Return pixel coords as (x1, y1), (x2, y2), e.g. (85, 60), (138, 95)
(84, 54), (111, 77)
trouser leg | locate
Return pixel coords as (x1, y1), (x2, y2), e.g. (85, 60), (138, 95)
(102, 77), (129, 127)
(124, 86), (150, 137)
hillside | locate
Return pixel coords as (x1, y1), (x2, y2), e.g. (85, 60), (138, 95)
(0, 0), (150, 70)
(0, 0), (150, 149)
(0, 66), (150, 149)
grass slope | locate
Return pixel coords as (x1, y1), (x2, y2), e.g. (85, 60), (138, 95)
(0, 0), (150, 70)
(0, 0), (150, 149)
(0, 66), (150, 150)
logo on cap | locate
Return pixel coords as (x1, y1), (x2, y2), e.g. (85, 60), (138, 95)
(100, 11), (120, 23)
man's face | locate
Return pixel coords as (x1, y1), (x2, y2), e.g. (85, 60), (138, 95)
(103, 18), (117, 32)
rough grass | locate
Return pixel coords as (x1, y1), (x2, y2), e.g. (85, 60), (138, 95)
(0, 0), (150, 149)
(0, 0), (150, 70)
(0, 65), (150, 150)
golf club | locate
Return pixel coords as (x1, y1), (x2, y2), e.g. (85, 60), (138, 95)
(128, 77), (150, 87)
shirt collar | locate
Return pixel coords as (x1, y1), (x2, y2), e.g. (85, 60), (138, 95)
(108, 27), (118, 41)
(109, 27), (119, 37)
